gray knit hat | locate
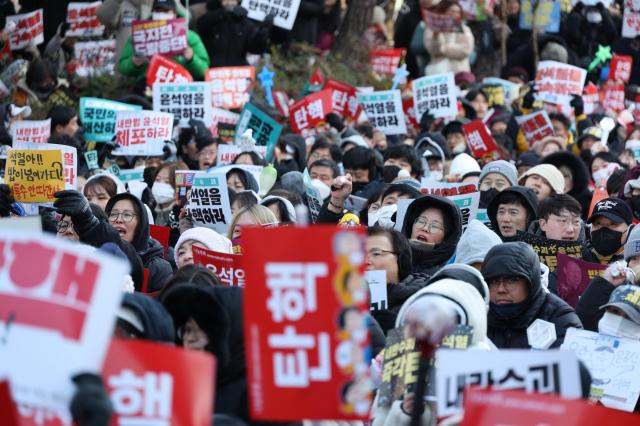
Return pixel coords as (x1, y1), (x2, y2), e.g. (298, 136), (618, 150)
(478, 160), (518, 187)
(624, 238), (640, 261)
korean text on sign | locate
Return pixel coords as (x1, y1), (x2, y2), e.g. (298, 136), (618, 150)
(462, 120), (499, 160)
(622, 0), (640, 38)
(358, 90), (407, 135)
(153, 82), (212, 128)
(192, 245), (245, 287)
(519, 0), (561, 32)
(73, 40), (117, 77)
(235, 103), (282, 161)
(289, 89), (332, 135)
(188, 173), (232, 235)
(66, 2), (105, 37)
(81, 97), (143, 143)
(132, 18), (187, 57)
(7, 9), (44, 50)
(11, 119), (50, 144)
(146, 54), (194, 88)
(112, 110), (173, 156)
(206, 66), (255, 110)
(14, 141), (78, 191)
(325, 79), (361, 121)
(412, 72), (457, 119)
(5, 149), (65, 203)
(241, 0), (302, 30)
(535, 61), (587, 104)
(515, 110), (554, 144)
(370, 48), (405, 77)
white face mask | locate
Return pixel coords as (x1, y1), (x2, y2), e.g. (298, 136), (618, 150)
(152, 182), (175, 204)
(452, 142), (467, 154)
(368, 204), (397, 228)
(598, 311), (640, 340)
(429, 170), (443, 181)
(152, 12), (175, 20)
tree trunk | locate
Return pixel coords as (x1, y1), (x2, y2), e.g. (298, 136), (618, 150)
(332, 0), (375, 66)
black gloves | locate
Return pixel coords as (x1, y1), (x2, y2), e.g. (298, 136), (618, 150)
(54, 190), (98, 234)
(70, 373), (113, 426)
(571, 94), (584, 116)
(325, 112), (345, 133)
(522, 84), (537, 109)
(0, 184), (14, 217)
(263, 12), (276, 26)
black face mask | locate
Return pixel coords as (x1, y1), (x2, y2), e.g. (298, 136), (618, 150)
(351, 181), (368, 193)
(591, 227), (624, 256)
(490, 300), (529, 321)
(479, 188), (499, 208)
(382, 165), (401, 183)
(631, 196), (640, 217)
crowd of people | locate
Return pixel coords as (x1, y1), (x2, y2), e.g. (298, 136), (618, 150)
(2, 0), (640, 424)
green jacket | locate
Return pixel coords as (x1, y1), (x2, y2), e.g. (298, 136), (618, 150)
(119, 29), (210, 80)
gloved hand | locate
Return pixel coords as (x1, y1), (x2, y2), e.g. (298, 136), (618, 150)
(325, 112), (345, 133)
(54, 190), (98, 233)
(570, 94), (584, 116)
(0, 184), (14, 217)
(263, 12), (276, 26)
(522, 84), (537, 109)
(70, 373), (113, 426)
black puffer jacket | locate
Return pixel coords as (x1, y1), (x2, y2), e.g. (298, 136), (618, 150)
(487, 186), (538, 241)
(122, 293), (175, 343)
(542, 151), (593, 220)
(575, 276), (616, 332)
(482, 242), (583, 349)
(371, 281), (423, 335)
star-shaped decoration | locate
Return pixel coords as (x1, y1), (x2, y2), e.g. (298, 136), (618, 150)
(391, 64), (409, 90)
(588, 45), (612, 72)
(258, 66), (275, 106)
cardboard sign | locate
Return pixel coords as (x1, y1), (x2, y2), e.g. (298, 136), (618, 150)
(561, 328), (640, 411)
(535, 61), (587, 105)
(325, 79), (361, 121)
(305, 182), (323, 223)
(132, 18), (187, 57)
(365, 270), (387, 311)
(188, 172), (232, 236)
(192, 245), (245, 287)
(519, 0), (561, 32)
(117, 168), (145, 183)
(436, 348), (582, 417)
(80, 98), (142, 143)
(102, 339), (215, 426)
(112, 110), (173, 156)
(0, 232), (128, 411)
(209, 108), (240, 141)
(516, 233), (582, 273)
(556, 253), (607, 308)
(146, 54), (193, 88)
(205, 66), (255, 110)
(241, 0), (301, 30)
(5, 149), (64, 202)
(7, 9), (44, 50)
(412, 72), (457, 119)
(66, 2), (104, 37)
(14, 141), (78, 191)
(289, 89), (333, 135)
(11, 119), (50, 144)
(462, 120), (499, 160)
(370, 48), (405, 77)
(515, 110), (554, 144)
(358, 90), (407, 135)
(449, 191), (480, 232)
(609, 54), (633, 83)
(420, 178), (477, 196)
(622, 0), (640, 38)
(73, 40), (116, 77)
(601, 82), (626, 113)
(424, 11), (462, 32)
(242, 226), (373, 421)
(234, 103), (281, 161)
(153, 82), (211, 128)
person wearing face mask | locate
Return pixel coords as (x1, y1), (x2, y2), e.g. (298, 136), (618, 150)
(477, 160), (519, 208)
(624, 179), (640, 223)
(441, 119), (470, 157)
(564, 2), (617, 66)
(582, 198), (633, 266)
(368, 184), (421, 228)
(575, 126), (604, 166)
(598, 285), (640, 341)
(590, 151), (621, 186)
(383, 144), (423, 180)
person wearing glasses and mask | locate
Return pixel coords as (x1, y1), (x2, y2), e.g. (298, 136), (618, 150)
(477, 160), (519, 208)
(482, 242), (582, 349)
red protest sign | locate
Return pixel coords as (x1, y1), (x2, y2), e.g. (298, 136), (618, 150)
(515, 110), (554, 144)
(242, 225), (373, 421)
(273, 90), (291, 118)
(583, 81), (600, 115)
(462, 120), (499, 160)
(7, 9), (44, 50)
(205, 66), (255, 110)
(0, 382), (20, 426)
(325, 79), (362, 121)
(556, 253), (607, 308)
(309, 67), (325, 85)
(289, 89), (333, 135)
(402, 97), (419, 129)
(601, 81), (626, 113)
(535, 61), (586, 104)
(132, 18), (187, 57)
(102, 339), (215, 426)
(609, 54), (633, 83)
(66, 2), (104, 37)
(146, 54), (193, 87)
(149, 224), (170, 256)
(370, 48), (405, 77)
(192, 245), (245, 287)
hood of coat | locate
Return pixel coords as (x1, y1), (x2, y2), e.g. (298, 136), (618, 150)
(227, 167), (260, 193)
(426, 263), (490, 307)
(487, 186), (539, 239)
(121, 292), (175, 344)
(542, 151), (590, 195)
(455, 219), (502, 266)
(482, 242), (542, 301)
(106, 193), (151, 252)
(283, 133), (307, 172)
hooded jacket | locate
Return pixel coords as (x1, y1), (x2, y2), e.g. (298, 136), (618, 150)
(542, 151), (593, 220)
(454, 219), (502, 266)
(122, 292), (175, 343)
(227, 167), (260, 193)
(482, 242), (582, 348)
(106, 193), (173, 292)
(487, 186), (539, 241)
(426, 263), (491, 308)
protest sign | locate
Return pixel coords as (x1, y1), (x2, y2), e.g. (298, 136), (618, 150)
(622, 0), (640, 38)
(436, 348), (582, 417)
(462, 120), (500, 160)
(358, 90), (407, 135)
(66, 2), (104, 37)
(535, 61), (587, 105)
(242, 226), (372, 421)
(118, 168), (145, 183)
(413, 72), (457, 119)
(305, 182), (323, 223)
(0, 231), (128, 411)
(562, 328), (640, 411)
(483, 77), (520, 102)
(519, 0), (561, 32)
(420, 178), (477, 196)
(188, 172), (232, 235)
(325, 79), (361, 121)
(424, 11), (462, 32)
(112, 110), (173, 156)
(14, 141), (78, 191)
(11, 119), (50, 144)
(516, 233), (582, 273)
(216, 144), (268, 166)
(609, 54), (633, 83)
(449, 192), (480, 232)
(402, 97), (419, 129)
(583, 82), (600, 115)
(370, 48), (405, 77)
(289, 89), (333, 135)
(132, 18), (187, 57)
(480, 84), (505, 108)
(241, 0), (301, 30)
(149, 224), (170, 255)
(192, 245), (245, 286)
(209, 107), (239, 140)
(206, 66), (255, 110)
(602, 82), (626, 113)
(5, 149), (64, 203)
(73, 39), (116, 77)
(273, 90), (291, 118)
(556, 253), (607, 308)
(515, 110), (555, 145)
(80, 98), (142, 143)
(102, 338), (215, 426)
(365, 270), (387, 311)
(146, 54), (194, 88)
(7, 9), (44, 50)
(234, 103), (282, 161)
(153, 82), (211, 128)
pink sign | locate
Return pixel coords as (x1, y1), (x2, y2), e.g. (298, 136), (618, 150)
(132, 18), (187, 57)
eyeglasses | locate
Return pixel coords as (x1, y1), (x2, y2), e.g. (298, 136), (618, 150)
(56, 220), (73, 232)
(489, 276), (523, 290)
(177, 323), (205, 340)
(413, 217), (444, 233)
(108, 210), (137, 223)
(367, 249), (397, 259)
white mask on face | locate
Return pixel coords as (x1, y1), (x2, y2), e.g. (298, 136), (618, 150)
(376, 204), (398, 229)
(598, 311), (640, 340)
(452, 142), (467, 154)
(429, 170), (443, 181)
(152, 12), (174, 20)
(152, 182), (175, 204)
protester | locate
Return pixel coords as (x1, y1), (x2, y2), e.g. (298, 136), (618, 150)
(583, 198), (633, 264)
(478, 160), (518, 208)
(518, 164), (565, 201)
(487, 186), (538, 241)
(535, 194), (583, 241)
(174, 226), (233, 268)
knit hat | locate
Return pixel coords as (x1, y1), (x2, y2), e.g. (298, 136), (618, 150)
(518, 164), (565, 194)
(623, 178), (640, 198)
(600, 285), (640, 326)
(479, 160), (518, 187)
(588, 197), (633, 225)
(449, 153), (481, 181)
(624, 238), (640, 261)
(531, 136), (566, 156)
(174, 227), (233, 264)
(515, 151), (541, 169)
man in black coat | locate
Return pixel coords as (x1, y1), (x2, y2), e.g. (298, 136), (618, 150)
(482, 242), (583, 349)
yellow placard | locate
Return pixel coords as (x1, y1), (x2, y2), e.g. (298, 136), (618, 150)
(5, 149), (65, 202)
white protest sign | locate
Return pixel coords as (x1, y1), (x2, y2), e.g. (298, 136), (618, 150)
(515, 110), (555, 144)
(7, 9), (44, 50)
(73, 39), (117, 77)
(241, 0), (301, 30)
(436, 348), (582, 417)
(112, 110), (173, 156)
(623, 0), (640, 38)
(207, 107), (240, 140)
(188, 171), (232, 235)
(153, 82), (212, 128)
(413, 72), (457, 119)
(14, 141), (78, 190)
(66, 2), (105, 37)
(561, 327), (640, 412)
(365, 270), (388, 311)
(535, 61), (587, 105)
(394, 198), (415, 232)
(0, 231), (128, 411)
(216, 144), (267, 166)
(358, 90), (407, 135)
(11, 119), (50, 144)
